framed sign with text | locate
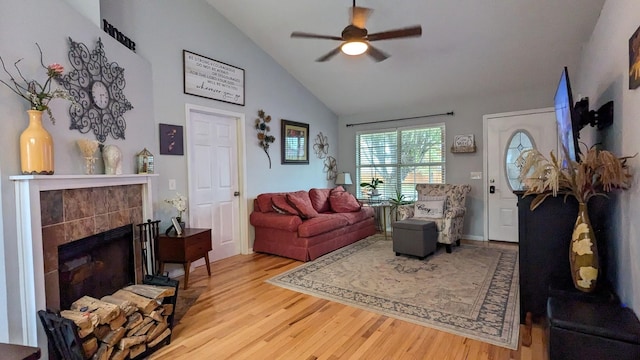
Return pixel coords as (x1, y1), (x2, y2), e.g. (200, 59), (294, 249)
(183, 50), (245, 106)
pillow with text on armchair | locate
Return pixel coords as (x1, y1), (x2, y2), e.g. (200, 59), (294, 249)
(397, 184), (471, 253)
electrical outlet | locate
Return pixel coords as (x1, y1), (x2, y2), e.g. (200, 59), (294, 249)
(169, 179), (176, 190)
(470, 172), (482, 180)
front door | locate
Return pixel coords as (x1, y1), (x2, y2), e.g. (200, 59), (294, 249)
(187, 106), (241, 262)
(484, 108), (557, 242)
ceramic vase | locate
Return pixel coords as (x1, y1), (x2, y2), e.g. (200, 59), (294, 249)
(570, 202), (599, 292)
(20, 110), (54, 175)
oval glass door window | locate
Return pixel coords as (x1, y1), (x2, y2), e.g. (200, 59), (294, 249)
(505, 130), (535, 191)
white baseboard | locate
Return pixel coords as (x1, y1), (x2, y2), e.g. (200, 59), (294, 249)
(463, 234), (485, 241)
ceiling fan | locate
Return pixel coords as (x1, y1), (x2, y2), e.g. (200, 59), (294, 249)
(290, 0), (422, 62)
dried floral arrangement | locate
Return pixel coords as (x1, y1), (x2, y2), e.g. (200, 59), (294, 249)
(255, 109), (276, 168)
(0, 44), (74, 124)
(518, 145), (634, 209)
(77, 139), (100, 174)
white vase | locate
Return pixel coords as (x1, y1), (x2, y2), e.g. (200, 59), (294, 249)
(103, 145), (123, 175)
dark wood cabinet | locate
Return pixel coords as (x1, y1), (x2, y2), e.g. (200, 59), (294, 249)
(517, 193), (608, 322)
(157, 228), (212, 289)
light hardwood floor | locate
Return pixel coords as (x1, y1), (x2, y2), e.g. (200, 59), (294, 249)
(150, 242), (548, 360)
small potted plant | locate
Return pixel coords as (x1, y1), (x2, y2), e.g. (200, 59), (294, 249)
(360, 177), (383, 196)
(388, 187), (414, 221)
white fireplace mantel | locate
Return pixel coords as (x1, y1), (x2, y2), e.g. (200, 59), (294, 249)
(9, 174), (157, 349)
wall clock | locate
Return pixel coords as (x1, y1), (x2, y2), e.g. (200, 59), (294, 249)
(58, 37), (133, 142)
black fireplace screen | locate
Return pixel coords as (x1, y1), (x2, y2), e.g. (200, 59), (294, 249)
(57, 224), (134, 310)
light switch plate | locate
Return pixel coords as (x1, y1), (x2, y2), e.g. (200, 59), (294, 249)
(169, 179), (176, 190)
(470, 172), (482, 180)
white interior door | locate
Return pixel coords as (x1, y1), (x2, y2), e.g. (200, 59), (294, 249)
(484, 109), (557, 242)
(187, 108), (241, 262)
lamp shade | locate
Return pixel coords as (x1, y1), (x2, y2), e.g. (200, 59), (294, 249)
(335, 172), (353, 185)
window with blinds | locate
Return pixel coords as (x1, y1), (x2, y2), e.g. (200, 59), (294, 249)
(356, 124), (445, 201)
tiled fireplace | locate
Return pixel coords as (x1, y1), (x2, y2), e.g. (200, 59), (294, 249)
(10, 174), (156, 354)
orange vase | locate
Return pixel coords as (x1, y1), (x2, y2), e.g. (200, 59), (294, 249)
(20, 110), (54, 175)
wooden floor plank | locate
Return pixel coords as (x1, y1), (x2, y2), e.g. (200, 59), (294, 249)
(150, 240), (547, 360)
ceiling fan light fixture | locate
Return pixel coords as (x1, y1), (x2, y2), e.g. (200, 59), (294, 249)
(341, 41), (368, 55)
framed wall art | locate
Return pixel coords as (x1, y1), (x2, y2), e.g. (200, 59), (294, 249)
(183, 50), (245, 106)
(451, 134), (476, 153)
(159, 123), (184, 155)
(281, 120), (309, 164)
(629, 25), (640, 90)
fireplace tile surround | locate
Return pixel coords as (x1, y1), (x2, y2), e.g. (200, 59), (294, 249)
(40, 185), (144, 311)
(10, 174), (156, 354)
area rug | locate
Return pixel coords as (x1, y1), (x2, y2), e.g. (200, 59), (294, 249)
(267, 235), (520, 349)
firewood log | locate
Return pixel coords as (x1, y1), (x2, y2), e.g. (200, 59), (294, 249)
(147, 321), (168, 342)
(147, 328), (171, 348)
(78, 327), (94, 339)
(118, 335), (147, 350)
(110, 348), (129, 360)
(93, 324), (111, 341)
(110, 290), (159, 314)
(124, 312), (143, 330)
(122, 284), (176, 299)
(128, 344), (146, 359)
(60, 310), (97, 330)
(132, 321), (154, 337)
(93, 343), (113, 360)
(109, 311), (127, 330)
(127, 317), (152, 337)
(81, 337), (98, 358)
(101, 327), (126, 347)
(162, 303), (174, 316)
(146, 308), (164, 323)
(70, 296), (120, 324)
(100, 295), (137, 316)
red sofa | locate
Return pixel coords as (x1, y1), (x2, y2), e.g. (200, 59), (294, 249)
(249, 188), (376, 261)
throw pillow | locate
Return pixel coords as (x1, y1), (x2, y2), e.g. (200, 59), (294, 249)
(414, 200), (445, 218)
(271, 195), (299, 216)
(329, 190), (361, 213)
(418, 195), (447, 211)
(309, 188), (332, 213)
(286, 191), (319, 219)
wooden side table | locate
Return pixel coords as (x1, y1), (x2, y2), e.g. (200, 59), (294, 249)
(0, 343), (40, 360)
(157, 228), (212, 289)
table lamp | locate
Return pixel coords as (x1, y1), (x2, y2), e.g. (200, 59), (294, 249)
(335, 172), (353, 187)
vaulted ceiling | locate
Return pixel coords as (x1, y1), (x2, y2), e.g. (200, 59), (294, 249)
(206, 0), (605, 116)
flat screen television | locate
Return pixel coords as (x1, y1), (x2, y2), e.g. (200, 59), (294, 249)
(554, 66), (580, 162)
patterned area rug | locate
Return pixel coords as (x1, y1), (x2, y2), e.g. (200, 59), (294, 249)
(267, 235), (520, 349)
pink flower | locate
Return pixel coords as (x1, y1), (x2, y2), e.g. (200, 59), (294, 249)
(47, 63), (64, 77)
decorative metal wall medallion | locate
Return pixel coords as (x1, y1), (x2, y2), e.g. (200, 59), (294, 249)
(313, 132), (329, 159)
(323, 156), (337, 180)
(58, 37), (133, 142)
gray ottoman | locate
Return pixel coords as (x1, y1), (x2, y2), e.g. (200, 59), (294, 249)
(392, 219), (437, 259)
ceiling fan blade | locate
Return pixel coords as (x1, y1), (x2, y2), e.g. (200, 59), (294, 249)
(367, 25), (422, 41)
(291, 32), (342, 41)
(367, 45), (389, 62)
(350, 6), (372, 29)
(316, 46), (343, 62)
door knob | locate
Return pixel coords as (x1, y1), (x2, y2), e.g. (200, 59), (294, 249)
(233, 191), (240, 197)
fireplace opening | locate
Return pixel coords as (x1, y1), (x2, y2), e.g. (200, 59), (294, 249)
(57, 224), (134, 310)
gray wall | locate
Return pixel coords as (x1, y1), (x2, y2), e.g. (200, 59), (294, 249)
(574, 0), (640, 316)
(0, 0), (338, 342)
(338, 87), (553, 239)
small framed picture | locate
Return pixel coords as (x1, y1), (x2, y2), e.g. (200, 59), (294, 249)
(171, 217), (183, 236)
(159, 123), (184, 155)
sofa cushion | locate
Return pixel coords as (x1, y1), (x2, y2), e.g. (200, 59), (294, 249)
(271, 195), (299, 215)
(309, 188), (332, 213)
(298, 214), (349, 237)
(414, 200), (445, 218)
(333, 208), (373, 225)
(329, 190), (361, 212)
(249, 211), (303, 232)
(286, 191), (319, 219)
(256, 193), (283, 213)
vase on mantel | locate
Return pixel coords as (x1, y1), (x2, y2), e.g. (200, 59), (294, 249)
(20, 110), (54, 175)
(569, 202), (599, 292)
